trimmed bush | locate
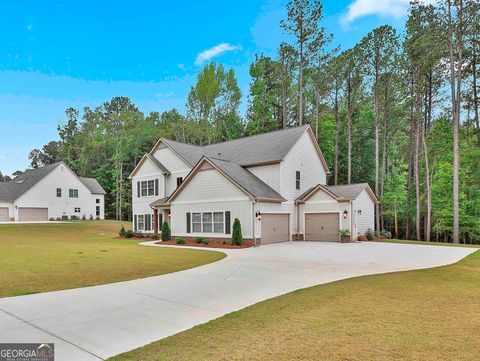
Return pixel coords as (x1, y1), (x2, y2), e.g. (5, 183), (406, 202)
(176, 238), (186, 244)
(232, 218), (243, 246)
(125, 230), (134, 238)
(365, 228), (374, 241)
(161, 221), (171, 241)
(195, 237), (207, 244)
(119, 225), (127, 238)
(151, 233), (159, 240)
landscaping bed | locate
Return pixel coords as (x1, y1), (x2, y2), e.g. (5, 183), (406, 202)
(156, 239), (253, 249)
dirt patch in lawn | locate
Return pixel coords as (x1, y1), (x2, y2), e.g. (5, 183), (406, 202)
(156, 240), (253, 249)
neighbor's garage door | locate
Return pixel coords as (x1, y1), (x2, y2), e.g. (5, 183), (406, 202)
(0, 208), (9, 221)
(18, 207), (48, 221)
(305, 213), (339, 242)
(261, 213), (289, 245)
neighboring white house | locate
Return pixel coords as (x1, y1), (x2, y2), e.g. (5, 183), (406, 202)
(0, 162), (106, 221)
(129, 125), (378, 244)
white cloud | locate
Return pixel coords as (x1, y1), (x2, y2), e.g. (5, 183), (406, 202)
(341, 0), (437, 26)
(194, 43), (240, 66)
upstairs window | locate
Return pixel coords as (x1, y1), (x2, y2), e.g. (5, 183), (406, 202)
(56, 188), (62, 197)
(137, 180), (159, 197)
(296, 171), (301, 190)
(176, 177), (183, 187)
(69, 189), (79, 198)
(96, 199), (100, 204)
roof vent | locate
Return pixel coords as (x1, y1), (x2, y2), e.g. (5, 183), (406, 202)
(14, 179), (25, 184)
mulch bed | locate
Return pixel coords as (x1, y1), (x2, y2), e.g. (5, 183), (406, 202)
(156, 240), (253, 249)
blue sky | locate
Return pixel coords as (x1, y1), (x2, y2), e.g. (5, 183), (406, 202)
(0, 0), (411, 175)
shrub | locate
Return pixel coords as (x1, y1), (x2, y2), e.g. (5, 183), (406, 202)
(196, 237), (207, 244)
(365, 228), (374, 241)
(49, 217), (55, 221)
(161, 221), (171, 241)
(125, 230), (134, 238)
(384, 231), (392, 239)
(89, 214), (94, 220)
(232, 218), (243, 246)
(119, 225), (127, 238)
(134, 232), (144, 238)
(176, 238), (186, 244)
(339, 229), (351, 236)
(82, 214), (86, 220)
(151, 232), (159, 240)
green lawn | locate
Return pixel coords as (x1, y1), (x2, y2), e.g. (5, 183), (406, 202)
(111, 248), (480, 361)
(0, 221), (225, 298)
(384, 238), (480, 248)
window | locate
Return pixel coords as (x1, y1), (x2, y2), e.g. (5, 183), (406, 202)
(74, 207), (81, 213)
(192, 212), (202, 232)
(296, 171), (301, 190)
(202, 213), (213, 232)
(138, 215), (145, 231)
(145, 214), (152, 231)
(69, 189), (79, 198)
(190, 212), (225, 234)
(176, 177), (183, 187)
(56, 188), (62, 197)
(138, 180), (158, 197)
(96, 199), (100, 204)
(214, 212), (224, 233)
(96, 206), (100, 216)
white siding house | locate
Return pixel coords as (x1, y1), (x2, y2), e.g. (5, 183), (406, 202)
(0, 162), (105, 221)
(129, 125), (378, 244)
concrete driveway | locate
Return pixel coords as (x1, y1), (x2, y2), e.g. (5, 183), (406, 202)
(0, 241), (476, 360)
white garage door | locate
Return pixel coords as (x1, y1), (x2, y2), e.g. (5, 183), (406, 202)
(261, 213), (289, 245)
(18, 208), (48, 221)
(305, 213), (340, 242)
(0, 208), (9, 221)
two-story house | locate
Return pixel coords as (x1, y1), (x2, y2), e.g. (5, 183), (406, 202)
(0, 162), (105, 221)
(129, 125), (377, 244)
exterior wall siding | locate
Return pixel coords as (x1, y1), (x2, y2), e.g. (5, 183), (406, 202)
(246, 164), (281, 193)
(352, 189), (375, 237)
(13, 165), (104, 220)
(171, 168), (252, 238)
(280, 132), (327, 203)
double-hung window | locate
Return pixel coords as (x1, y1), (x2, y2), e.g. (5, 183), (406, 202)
(69, 189), (79, 198)
(213, 212), (224, 233)
(56, 188), (62, 197)
(138, 179), (158, 197)
(295, 171), (301, 190)
(192, 212), (202, 232)
(176, 177), (183, 187)
(138, 215), (145, 231)
(190, 212), (225, 234)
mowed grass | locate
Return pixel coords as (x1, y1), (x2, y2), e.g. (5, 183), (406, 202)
(0, 221), (225, 298)
(111, 247), (480, 361)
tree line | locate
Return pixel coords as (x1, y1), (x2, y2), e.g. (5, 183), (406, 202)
(1, 0), (479, 244)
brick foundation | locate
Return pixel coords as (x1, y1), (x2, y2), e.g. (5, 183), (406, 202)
(172, 236), (258, 245)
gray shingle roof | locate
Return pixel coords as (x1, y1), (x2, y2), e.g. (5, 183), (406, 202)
(325, 183), (371, 201)
(296, 183), (377, 203)
(0, 162), (61, 202)
(145, 153), (170, 175)
(149, 197), (169, 207)
(79, 177), (107, 195)
(160, 125), (310, 167)
(208, 157), (286, 202)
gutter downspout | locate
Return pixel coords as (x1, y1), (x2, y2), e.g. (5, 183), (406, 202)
(252, 200), (257, 247)
(350, 201), (354, 241)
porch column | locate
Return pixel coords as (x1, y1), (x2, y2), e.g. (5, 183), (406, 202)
(153, 208), (159, 234)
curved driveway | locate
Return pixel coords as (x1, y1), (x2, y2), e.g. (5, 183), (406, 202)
(0, 241), (476, 360)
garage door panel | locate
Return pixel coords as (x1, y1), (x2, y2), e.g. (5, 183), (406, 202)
(262, 214), (289, 245)
(0, 208), (9, 221)
(18, 208), (48, 221)
(305, 213), (339, 242)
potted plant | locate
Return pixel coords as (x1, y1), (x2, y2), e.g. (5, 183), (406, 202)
(339, 229), (351, 243)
